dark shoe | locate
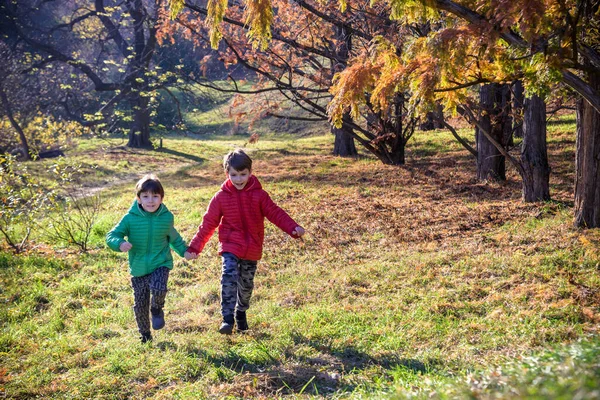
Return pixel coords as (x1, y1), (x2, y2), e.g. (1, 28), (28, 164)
(140, 332), (152, 343)
(235, 310), (248, 332)
(219, 315), (234, 335)
(151, 307), (165, 330)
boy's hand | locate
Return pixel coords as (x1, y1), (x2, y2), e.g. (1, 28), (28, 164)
(120, 241), (132, 252)
(184, 251), (197, 260)
(292, 226), (305, 237)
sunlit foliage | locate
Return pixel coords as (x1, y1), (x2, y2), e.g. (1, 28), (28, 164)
(0, 115), (88, 157)
(169, 0), (599, 120)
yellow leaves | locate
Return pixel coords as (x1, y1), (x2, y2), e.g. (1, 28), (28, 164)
(203, 0), (274, 50)
(69, 11), (105, 39)
(439, 90), (466, 116)
(245, 0), (274, 50)
(384, 0), (439, 23)
(206, 0), (228, 49)
(329, 21), (492, 123)
(329, 34), (444, 125)
(168, 0), (184, 20)
(521, 53), (561, 99)
(339, 0), (348, 13)
(329, 36), (416, 125)
(1, 114), (89, 155)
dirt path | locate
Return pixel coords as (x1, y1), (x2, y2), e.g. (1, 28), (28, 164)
(75, 161), (200, 199)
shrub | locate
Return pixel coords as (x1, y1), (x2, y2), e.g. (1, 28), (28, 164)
(40, 160), (102, 252)
(0, 155), (50, 252)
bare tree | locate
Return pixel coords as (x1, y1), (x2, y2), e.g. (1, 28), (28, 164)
(0, 0), (196, 148)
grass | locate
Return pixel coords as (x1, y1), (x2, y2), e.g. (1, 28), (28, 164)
(1, 114), (599, 398)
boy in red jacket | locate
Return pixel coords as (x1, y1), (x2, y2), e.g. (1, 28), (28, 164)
(187, 149), (305, 334)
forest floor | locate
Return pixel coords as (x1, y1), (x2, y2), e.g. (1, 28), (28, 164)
(1, 116), (599, 399)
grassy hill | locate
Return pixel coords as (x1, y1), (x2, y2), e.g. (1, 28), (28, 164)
(1, 116), (599, 398)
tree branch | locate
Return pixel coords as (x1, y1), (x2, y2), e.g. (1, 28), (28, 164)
(291, 0), (373, 42)
(94, 0), (132, 58)
(265, 112), (326, 121)
(182, 2), (349, 64)
(12, 28), (120, 91)
(434, 79), (489, 92)
(461, 105), (524, 177)
(433, 0), (600, 114)
(434, 109), (477, 158)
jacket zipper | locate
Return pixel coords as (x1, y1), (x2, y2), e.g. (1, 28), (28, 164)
(146, 213), (154, 269)
(236, 189), (250, 258)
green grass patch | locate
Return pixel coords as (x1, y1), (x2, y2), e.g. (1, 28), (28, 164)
(1, 112), (599, 398)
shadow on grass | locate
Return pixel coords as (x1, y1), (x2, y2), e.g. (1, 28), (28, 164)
(186, 121), (235, 135)
(156, 147), (205, 164)
(181, 339), (278, 374)
(292, 335), (419, 369)
(176, 332), (434, 396)
(77, 164), (133, 182)
(157, 341), (178, 351)
(547, 116), (576, 126)
(273, 334), (432, 396)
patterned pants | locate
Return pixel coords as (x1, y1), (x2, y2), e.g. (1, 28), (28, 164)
(221, 252), (258, 318)
(131, 266), (170, 335)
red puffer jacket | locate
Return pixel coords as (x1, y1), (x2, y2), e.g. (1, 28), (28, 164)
(187, 175), (300, 260)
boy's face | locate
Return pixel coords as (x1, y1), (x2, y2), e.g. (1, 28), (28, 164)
(137, 191), (163, 212)
(227, 167), (251, 190)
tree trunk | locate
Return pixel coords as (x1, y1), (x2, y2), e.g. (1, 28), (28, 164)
(388, 93), (406, 165)
(332, 115), (357, 156)
(388, 140), (405, 165)
(125, 0), (157, 149)
(501, 84), (513, 147)
(574, 70), (600, 227)
(330, 24), (357, 157)
(420, 103), (444, 131)
(512, 80), (524, 138)
(476, 83), (510, 181)
(0, 87), (31, 160)
(420, 112), (436, 131)
(127, 94), (152, 148)
(521, 95), (550, 202)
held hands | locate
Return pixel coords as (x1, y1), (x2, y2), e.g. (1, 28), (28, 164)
(120, 241), (198, 260)
(292, 226), (305, 237)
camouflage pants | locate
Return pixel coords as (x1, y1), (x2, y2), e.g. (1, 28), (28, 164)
(131, 266), (170, 335)
(221, 252), (258, 318)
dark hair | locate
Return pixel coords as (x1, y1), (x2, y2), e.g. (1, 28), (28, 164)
(135, 174), (164, 198)
(223, 149), (252, 172)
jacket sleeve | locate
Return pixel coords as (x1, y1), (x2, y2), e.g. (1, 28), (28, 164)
(260, 191), (300, 237)
(187, 194), (222, 253)
(106, 214), (129, 251)
(168, 216), (188, 257)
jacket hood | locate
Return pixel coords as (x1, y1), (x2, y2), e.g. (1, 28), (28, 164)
(127, 199), (168, 217)
(222, 175), (262, 193)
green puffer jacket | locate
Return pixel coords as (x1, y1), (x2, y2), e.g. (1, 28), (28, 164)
(106, 200), (187, 277)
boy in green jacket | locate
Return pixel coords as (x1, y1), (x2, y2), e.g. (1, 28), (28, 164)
(106, 174), (194, 343)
